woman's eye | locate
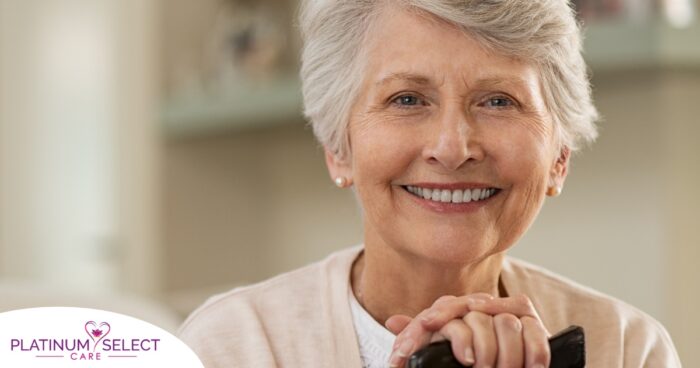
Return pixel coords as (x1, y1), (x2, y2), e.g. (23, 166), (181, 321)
(391, 94), (423, 108)
(484, 96), (515, 108)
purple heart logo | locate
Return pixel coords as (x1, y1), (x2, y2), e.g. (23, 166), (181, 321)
(84, 321), (110, 351)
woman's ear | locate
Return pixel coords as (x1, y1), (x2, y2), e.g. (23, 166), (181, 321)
(548, 146), (570, 194)
(324, 147), (353, 187)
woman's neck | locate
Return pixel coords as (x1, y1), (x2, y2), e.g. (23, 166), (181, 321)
(351, 244), (505, 326)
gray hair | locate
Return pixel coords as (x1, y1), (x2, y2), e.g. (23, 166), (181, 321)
(299, 0), (599, 159)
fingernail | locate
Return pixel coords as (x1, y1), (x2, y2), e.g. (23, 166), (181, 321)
(389, 355), (401, 368)
(463, 347), (475, 364)
(512, 319), (523, 332)
(389, 352), (402, 367)
(467, 297), (486, 305)
(532, 365), (545, 368)
(391, 337), (405, 350)
(395, 338), (414, 358)
(421, 311), (439, 322)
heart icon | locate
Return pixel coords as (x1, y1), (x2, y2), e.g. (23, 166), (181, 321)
(85, 321), (111, 351)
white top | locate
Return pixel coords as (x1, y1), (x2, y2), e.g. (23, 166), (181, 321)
(349, 286), (396, 368)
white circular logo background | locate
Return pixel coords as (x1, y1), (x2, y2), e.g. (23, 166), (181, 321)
(0, 307), (204, 367)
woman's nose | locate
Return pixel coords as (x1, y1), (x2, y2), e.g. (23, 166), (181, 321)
(422, 107), (484, 171)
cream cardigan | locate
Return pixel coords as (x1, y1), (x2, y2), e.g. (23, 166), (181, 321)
(178, 246), (681, 367)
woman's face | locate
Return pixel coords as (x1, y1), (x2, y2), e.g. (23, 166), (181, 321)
(326, 9), (569, 264)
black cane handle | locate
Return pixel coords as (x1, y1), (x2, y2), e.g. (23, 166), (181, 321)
(406, 325), (585, 368)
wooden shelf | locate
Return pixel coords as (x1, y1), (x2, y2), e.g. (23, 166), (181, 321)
(161, 74), (303, 137)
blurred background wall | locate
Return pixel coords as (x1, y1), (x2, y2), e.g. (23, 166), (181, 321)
(0, 0), (698, 365)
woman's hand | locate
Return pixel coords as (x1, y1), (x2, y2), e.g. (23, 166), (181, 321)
(386, 294), (550, 368)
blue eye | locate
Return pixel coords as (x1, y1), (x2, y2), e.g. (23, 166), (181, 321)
(392, 95), (422, 107)
(485, 97), (514, 108)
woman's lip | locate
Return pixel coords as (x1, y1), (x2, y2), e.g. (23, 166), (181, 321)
(404, 182), (498, 190)
(400, 185), (500, 214)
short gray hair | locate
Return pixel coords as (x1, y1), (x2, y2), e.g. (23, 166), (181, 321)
(299, 0), (599, 159)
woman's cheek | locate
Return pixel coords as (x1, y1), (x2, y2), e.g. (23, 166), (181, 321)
(358, 124), (418, 168)
(488, 130), (550, 217)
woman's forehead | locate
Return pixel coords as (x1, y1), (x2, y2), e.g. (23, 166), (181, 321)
(363, 9), (540, 91)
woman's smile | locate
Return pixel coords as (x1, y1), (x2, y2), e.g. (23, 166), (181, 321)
(399, 183), (501, 214)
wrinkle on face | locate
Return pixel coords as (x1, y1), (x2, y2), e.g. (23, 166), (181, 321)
(341, 7), (564, 266)
(356, 64), (553, 148)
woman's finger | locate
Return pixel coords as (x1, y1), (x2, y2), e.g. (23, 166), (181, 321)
(388, 309), (436, 368)
(465, 294), (544, 326)
(493, 313), (524, 368)
(429, 331), (447, 343)
(420, 293), (494, 330)
(521, 316), (550, 368)
(390, 294), (485, 366)
(387, 295), (465, 361)
(388, 337), (415, 368)
(385, 314), (412, 335)
(436, 318), (476, 366)
(390, 293), (544, 367)
(464, 311), (498, 368)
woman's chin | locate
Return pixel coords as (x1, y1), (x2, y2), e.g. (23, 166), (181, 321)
(406, 239), (494, 266)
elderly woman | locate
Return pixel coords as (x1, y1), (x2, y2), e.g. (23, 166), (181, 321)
(179, 1), (680, 367)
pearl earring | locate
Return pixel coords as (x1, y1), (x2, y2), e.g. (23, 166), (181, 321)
(334, 177), (348, 188)
(547, 186), (562, 197)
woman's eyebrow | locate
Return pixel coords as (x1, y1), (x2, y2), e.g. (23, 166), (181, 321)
(473, 77), (534, 92)
(376, 73), (533, 91)
(375, 72), (433, 87)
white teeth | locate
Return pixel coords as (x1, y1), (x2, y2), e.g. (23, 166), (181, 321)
(440, 190), (451, 202)
(452, 190), (463, 203)
(463, 189), (472, 202)
(471, 189), (481, 201)
(404, 186), (497, 204)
